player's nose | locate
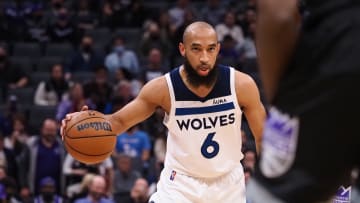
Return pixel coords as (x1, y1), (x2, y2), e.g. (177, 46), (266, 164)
(200, 51), (210, 63)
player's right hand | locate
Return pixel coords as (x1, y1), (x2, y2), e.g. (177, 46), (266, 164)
(60, 105), (89, 140)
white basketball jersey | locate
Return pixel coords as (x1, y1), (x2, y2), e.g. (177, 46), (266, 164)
(163, 65), (244, 178)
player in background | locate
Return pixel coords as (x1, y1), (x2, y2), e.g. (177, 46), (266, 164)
(61, 21), (266, 203)
(247, 0), (360, 202)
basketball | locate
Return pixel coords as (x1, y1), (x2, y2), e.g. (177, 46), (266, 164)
(63, 110), (117, 164)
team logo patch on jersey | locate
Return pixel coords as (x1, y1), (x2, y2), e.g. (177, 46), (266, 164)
(170, 170), (177, 181)
(333, 186), (351, 203)
(260, 107), (299, 178)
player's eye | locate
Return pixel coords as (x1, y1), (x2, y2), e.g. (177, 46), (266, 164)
(191, 47), (200, 51)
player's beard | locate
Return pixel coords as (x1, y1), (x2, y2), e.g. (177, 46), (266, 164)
(183, 56), (218, 88)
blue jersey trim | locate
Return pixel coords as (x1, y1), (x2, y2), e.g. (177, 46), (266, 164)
(175, 102), (235, 115)
(169, 64), (231, 102)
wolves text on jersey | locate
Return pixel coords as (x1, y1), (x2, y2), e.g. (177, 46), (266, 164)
(176, 113), (235, 131)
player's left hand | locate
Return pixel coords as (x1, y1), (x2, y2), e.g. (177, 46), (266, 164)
(60, 105), (89, 140)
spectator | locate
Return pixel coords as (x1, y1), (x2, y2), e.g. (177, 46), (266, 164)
(73, 0), (98, 32)
(237, 21), (257, 63)
(123, 0), (150, 28)
(46, 7), (78, 45)
(99, 0), (128, 29)
(104, 35), (140, 76)
(239, 7), (256, 38)
(74, 175), (114, 203)
(139, 48), (168, 84)
(34, 64), (70, 106)
(25, 3), (49, 43)
(4, 114), (30, 166)
(63, 154), (114, 198)
(200, 0), (226, 26)
(43, 0), (66, 26)
(140, 22), (171, 57)
(218, 34), (240, 67)
(63, 154), (101, 191)
(115, 126), (151, 163)
(3, 0), (29, 41)
(83, 66), (112, 112)
(33, 177), (64, 203)
(1, 176), (22, 203)
(0, 134), (19, 186)
(115, 125), (152, 179)
(103, 78), (136, 114)
(20, 119), (66, 197)
(113, 154), (141, 203)
(168, 0), (196, 29)
(171, 8), (196, 65)
(157, 11), (176, 45)
(68, 173), (95, 203)
(215, 11), (245, 47)
(0, 47), (29, 101)
(114, 69), (143, 97)
(55, 83), (95, 122)
(129, 178), (149, 203)
(66, 35), (104, 74)
(0, 95), (20, 137)
(172, 8), (196, 46)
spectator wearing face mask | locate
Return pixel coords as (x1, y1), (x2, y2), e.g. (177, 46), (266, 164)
(33, 177), (64, 203)
(104, 35), (140, 76)
(46, 7), (78, 45)
(66, 35), (104, 74)
(74, 175), (114, 203)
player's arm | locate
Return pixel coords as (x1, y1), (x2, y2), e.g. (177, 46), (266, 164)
(106, 76), (168, 135)
(235, 72), (266, 154)
(256, 0), (300, 102)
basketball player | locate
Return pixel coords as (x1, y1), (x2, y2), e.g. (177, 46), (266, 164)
(247, 0), (360, 202)
(61, 21), (266, 203)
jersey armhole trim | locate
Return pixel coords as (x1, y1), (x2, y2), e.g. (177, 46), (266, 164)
(164, 72), (175, 118)
(229, 67), (241, 111)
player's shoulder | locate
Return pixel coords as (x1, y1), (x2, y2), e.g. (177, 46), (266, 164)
(233, 69), (257, 88)
(232, 69), (261, 101)
(142, 75), (168, 91)
(138, 75), (169, 105)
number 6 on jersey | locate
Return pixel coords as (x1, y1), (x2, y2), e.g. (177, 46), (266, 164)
(201, 132), (219, 159)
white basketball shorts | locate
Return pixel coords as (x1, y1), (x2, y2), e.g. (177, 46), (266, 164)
(149, 164), (246, 203)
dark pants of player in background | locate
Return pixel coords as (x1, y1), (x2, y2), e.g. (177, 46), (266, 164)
(247, 2), (360, 203)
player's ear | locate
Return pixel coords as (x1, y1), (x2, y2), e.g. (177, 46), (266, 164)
(179, 42), (185, 57)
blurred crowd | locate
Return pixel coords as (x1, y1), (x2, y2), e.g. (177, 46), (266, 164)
(0, 0), (263, 202)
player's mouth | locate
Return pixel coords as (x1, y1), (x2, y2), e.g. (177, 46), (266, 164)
(197, 65), (210, 76)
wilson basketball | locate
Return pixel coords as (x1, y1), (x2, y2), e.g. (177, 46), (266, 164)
(63, 110), (117, 164)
